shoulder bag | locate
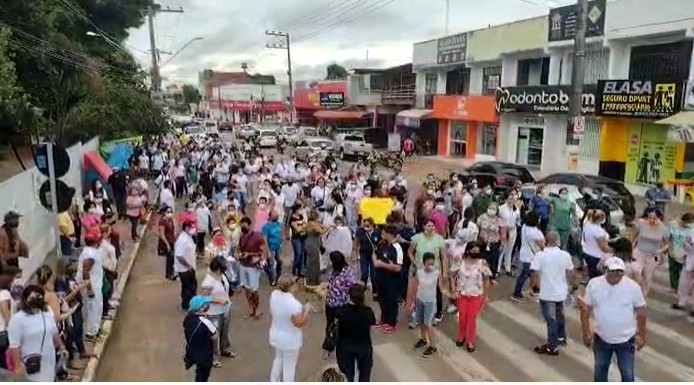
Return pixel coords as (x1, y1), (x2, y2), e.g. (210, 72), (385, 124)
(23, 312), (46, 375)
(321, 318), (339, 352)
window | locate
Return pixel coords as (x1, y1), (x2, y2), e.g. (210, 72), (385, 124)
(449, 121), (467, 156)
(344, 135), (364, 142)
(629, 40), (693, 80)
(425, 73), (438, 94)
(517, 58), (550, 86)
(446, 68), (470, 95)
(482, 66), (502, 95)
(516, 126), (544, 167)
(476, 123), (498, 156)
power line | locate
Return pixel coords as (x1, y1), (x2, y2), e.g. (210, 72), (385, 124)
(288, 0), (379, 37)
(294, 0), (401, 43)
(277, 0), (356, 31)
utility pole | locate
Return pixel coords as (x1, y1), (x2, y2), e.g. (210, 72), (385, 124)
(444, 0), (450, 36)
(568, 0), (588, 143)
(147, 4), (184, 92)
(266, 30), (294, 123)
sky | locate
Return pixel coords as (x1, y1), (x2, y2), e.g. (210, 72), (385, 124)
(124, 0), (573, 86)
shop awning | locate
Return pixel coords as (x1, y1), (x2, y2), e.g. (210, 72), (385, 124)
(396, 109), (433, 119)
(654, 111), (694, 126)
(313, 110), (371, 120)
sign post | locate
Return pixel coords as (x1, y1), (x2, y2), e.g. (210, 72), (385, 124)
(45, 143), (62, 260)
(573, 116), (586, 139)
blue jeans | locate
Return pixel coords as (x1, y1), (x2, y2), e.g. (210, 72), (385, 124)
(593, 334), (635, 382)
(512, 262), (531, 297)
(291, 238), (305, 277)
(540, 300), (566, 350)
(264, 249), (282, 283)
(359, 251), (378, 294)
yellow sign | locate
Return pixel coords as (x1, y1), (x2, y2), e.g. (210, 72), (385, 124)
(358, 198), (394, 225)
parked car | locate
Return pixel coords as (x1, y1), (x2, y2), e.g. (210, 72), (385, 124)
(258, 129), (279, 148)
(280, 126), (301, 143)
(236, 125), (259, 139)
(295, 137), (335, 158)
(457, 161), (535, 194)
(536, 173), (636, 216)
(219, 121), (234, 132)
(299, 126), (318, 137)
(335, 133), (373, 159)
(520, 184), (625, 225)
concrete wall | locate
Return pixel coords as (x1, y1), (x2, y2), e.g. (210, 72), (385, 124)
(467, 17), (548, 64)
(412, 39), (438, 71)
(7, 137), (100, 278)
(605, 0), (694, 40)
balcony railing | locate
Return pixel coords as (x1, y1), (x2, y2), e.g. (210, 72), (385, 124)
(381, 84), (416, 104)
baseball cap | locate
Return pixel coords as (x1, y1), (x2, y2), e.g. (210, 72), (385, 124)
(84, 227), (101, 241)
(4, 211), (22, 222)
(605, 257), (626, 271)
(188, 295), (212, 312)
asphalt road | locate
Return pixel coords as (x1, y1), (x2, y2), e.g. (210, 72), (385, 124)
(95, 136), (694, 382)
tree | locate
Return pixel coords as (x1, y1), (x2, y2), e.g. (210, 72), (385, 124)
(182, 84), (200, 105)
(325, 64), (348, 80)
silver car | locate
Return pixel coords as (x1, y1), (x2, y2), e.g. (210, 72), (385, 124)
(236, 125), (259, 139)
(294, 137), (335, 158)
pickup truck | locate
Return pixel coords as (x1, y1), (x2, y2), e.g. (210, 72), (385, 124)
(335, 133), (373, 160)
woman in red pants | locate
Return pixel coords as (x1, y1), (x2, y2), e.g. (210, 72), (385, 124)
(449, 242), (492, 352)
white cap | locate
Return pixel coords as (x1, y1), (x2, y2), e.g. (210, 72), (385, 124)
(605, 257), (626, 271)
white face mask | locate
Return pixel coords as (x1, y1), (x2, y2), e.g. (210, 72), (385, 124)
(187, 228), (197, 236)
(436, 204), (445, 211)
(487, 208), (497, 216)
(88, 208), (98, 214)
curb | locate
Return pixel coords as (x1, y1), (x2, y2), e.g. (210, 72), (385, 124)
(81, 212), (153, 382)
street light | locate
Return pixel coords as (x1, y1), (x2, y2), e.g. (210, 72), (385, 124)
(161, 37), (204, 68)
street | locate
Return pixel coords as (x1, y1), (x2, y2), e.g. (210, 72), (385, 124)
(94, 148), (694, 382)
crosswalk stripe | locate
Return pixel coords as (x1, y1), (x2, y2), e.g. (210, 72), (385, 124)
(476, 318), (573, 382)
(562, 306), (694, 381)
(490, 300), (639, 382)
(429, 327), (499, 382)
(374, 342), (433, 382)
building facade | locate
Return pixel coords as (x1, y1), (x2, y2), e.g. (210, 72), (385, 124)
(411, 0), (694, 190)
(211, 84), (289, 124)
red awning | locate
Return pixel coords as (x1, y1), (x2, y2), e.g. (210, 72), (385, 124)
(84, 151), (113, 180)
(313, 110), (371, 120)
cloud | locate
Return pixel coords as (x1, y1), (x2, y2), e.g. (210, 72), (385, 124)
(128, 0), (574, 86)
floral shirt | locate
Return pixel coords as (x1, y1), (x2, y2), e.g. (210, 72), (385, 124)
(476, 214), (504, 244)
(326, 266), (356, 308)
(453, 259), (492, 296)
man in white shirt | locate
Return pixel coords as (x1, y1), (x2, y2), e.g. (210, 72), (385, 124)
(175, 221), (198, 310)
(530, 231), (575, 355)
(579, 257), (646, 382)
(281, 180), (301, 226)
(498, 191), (521, 276)
(159, 180), (176, 212)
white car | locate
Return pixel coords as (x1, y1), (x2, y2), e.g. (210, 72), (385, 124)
(335, 133), (373, 159)
(280, 126), (301, 143)
(299, 126), (318, 137)
(236, 125), (259, 139)
(258, 129), (278, 147)
(295, 137), (335, 157)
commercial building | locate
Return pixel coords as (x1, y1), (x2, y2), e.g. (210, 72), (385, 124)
(293, 80), (350, 125)
(411, 0), (694, 191)
(198, 69), (278, 120)
(211, 83), (289, 124)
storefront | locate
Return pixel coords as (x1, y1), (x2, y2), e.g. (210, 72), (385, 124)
(495, 84), (597, 172)
(430, 95), (498, 159)
(394, 109), (437, 155)
(293, 80), (348, 125)
(596, 79), (687, 188)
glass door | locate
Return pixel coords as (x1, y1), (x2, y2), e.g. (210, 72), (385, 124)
(450, 121), (467, 156)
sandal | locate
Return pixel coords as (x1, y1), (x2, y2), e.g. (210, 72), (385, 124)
(221, 351), (237, 358)
(59, 374), (79, 382)
(213, 361), (222, 368)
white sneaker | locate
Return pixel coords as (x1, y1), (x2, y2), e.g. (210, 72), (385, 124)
(446, 305), (457, 314)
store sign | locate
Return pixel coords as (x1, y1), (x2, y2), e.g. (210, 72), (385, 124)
(436, 33), (467, 65)
(319, 92), (345, 107)
(548, 0), (606, 42)
(596, 80), (684, 119)
(495, 85), (597, 114)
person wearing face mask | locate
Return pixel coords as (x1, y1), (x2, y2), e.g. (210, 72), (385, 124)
(631, 210), (669, 296)
(476, 202), (507, 281)
(498, 191), (522, 277)
(427, 198), (449, 238)
(179, 201), (198, 229)
(408, 219), (447, 325)
(175, 221), (199, 310)
(344, 177), (363, 231)
(530, 186), (551, 233)
(238, 217), (268, 319)
(81, 202), (102, 233)
(158, 206), (177, 280)
(581, 210), (613, 280)
(471, 185), (494, 222)
(7, 285), (67, 381)
(262, 212), (283, 286)
(408, 252), (450, 357)
(0, 212), (28, 269)
(644, 182), (671, 218)
(253, 196), (272, 234)
(125, 186), (145, 241)
(548, 187), (577, 251)
(195, 197), (213, 256)
(183, 295), (217, 382)
(281, 180), (302, 229)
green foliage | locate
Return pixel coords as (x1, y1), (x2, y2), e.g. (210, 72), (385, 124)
(182, 84), (201, 105)
(325, 63), (348, 80)
(0, 0), (163, 145)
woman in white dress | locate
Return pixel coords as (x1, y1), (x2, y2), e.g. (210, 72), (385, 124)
(7, 285), (67, 382)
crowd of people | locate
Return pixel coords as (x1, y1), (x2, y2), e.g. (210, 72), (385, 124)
(1, 128), (692, 382)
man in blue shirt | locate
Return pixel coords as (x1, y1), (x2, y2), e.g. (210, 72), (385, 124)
(354, 217), (381, 299)
(373, 224), (404, 334)
(261, 212), (283, 286)
(530, 186), (551, 233)
(645, 182), (671, 217)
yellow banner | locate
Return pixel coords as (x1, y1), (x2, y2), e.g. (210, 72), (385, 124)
(358, 198), (394, 225)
